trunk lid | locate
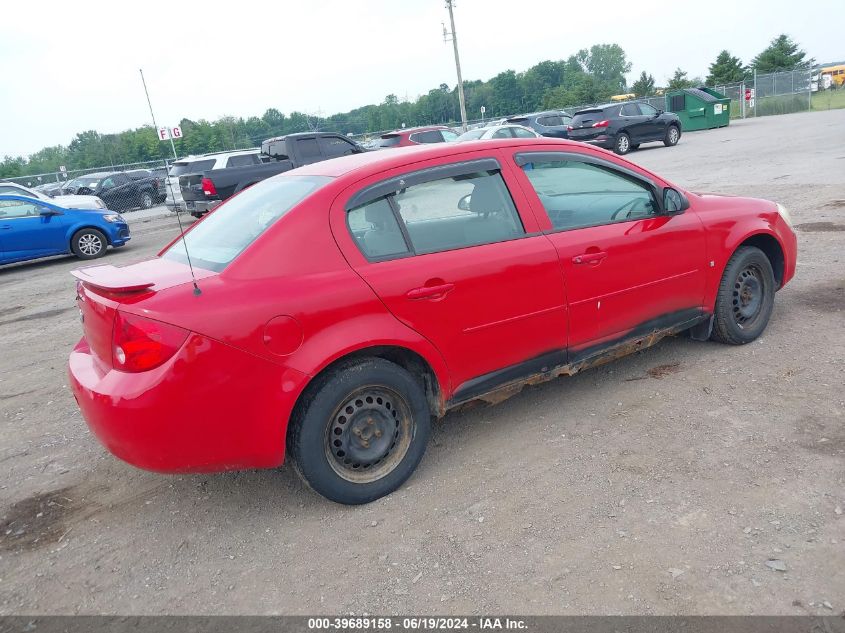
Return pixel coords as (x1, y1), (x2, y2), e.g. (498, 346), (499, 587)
(73, 259), (216, 368)
(178, 173), (213, 204)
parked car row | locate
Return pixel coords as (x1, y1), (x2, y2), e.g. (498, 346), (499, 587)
(62, 170), (165, 211)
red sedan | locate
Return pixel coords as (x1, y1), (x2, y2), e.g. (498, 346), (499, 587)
(68, 138), (797, 504)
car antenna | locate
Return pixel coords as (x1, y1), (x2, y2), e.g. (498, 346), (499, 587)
(140, 68), (201, 296)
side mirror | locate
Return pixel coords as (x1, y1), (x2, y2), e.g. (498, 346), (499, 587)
(663, 188), (689, 213)
(39, 208), (62, 217)
(655, 109), (663, 117)
(457, 193), (472, 211)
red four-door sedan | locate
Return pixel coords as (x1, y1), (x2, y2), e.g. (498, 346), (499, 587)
(68, 138), (797, 504)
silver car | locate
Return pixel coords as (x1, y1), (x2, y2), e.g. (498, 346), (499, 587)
(0, 181), (106, 210)
(454, 124), (540, 141)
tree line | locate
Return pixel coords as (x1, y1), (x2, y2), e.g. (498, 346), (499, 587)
(1, 34), (812, 180)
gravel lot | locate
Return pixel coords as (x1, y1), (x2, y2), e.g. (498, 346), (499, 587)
(1, 109), (843, 616)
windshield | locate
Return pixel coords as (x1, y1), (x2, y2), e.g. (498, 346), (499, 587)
(169, 159), (216, 177)
(72, 176), (102, 189)
(456, 129), (486, 141)
(376, 135), (401, 148)
(162, 175), (331, 272)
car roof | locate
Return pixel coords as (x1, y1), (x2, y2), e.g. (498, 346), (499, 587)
(383, 125), (451, 137)
(293, 137), (584, 178)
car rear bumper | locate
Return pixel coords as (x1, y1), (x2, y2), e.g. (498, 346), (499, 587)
(68, 334), (309, 473)
(575, 135), (614, 149)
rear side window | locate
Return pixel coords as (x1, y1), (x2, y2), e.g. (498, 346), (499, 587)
(348, 170), (524, 259)
(299, 139), (321, 159)
(537, 115), (564, 127)
(169, 159), (216, 176)
(512, 127), (535, 138)
(320, 136), (357, 158)
(376, 135), (401, 148)
(162, 175), (331, 272)
(226, 154), (260, 168)
(0, 185), (33, 197)
(409, 130), (444, 144)
(519, 158), (657, 231)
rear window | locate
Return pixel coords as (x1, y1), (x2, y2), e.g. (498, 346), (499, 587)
(376, 135), (401, 148)
(169, 159), (216, 176)
(162, 175), (331, 272)
(571, 110), (606, 126)
(537, 115), (564, 127)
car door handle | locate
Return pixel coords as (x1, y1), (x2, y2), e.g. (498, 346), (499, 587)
(406, 283), (455, 300)
(572, 251), (607, 266)
(0, 225), (11, 230)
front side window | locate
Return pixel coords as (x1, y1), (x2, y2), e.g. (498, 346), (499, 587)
(492, 128), (512, 139)
(162, 175), (330, 272)
(639, 103), (658, 116)
(348, 169), (524, 259)
(0, 199), (43, 218)
(320, 137), (357, 158)
(519, 158), (657, 231)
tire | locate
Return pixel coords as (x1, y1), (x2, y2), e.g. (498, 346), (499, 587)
(711, 246), (775, 345)
(663, 124), (681, 147)
(287, 358), (432, 505)
(287, 358), (431, 505)
(139, 192), (154, 209)
(613, 132), (631, 155)
(71, 228), (108, 260)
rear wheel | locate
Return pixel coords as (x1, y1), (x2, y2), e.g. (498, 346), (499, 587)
(664, 124), (681, 147)
(71, 228), (107, 260)
(139, 192), (153, 209)
(711, 246), (775, 345)
(288, 358), (431, 504)
(614, 132), (631, 155)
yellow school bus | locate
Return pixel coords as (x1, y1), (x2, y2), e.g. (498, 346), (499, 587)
(820, 65), (845, 87)
(610, 93), (636, 102)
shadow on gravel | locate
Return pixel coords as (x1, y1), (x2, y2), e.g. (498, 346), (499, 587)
(793, 279), (845, 312)
(796, 221), (845, 232)
(0, 486), (90, 553)
(0, 306), (74, 327)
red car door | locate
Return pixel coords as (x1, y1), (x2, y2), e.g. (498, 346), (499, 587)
(510, 148), (707, 359)
(331, 154), (567, 401)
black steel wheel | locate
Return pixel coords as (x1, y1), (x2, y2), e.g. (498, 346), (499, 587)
(711, 246), (775, 344)
(614, 132), (631, 155)
(288, 358), (431, 504)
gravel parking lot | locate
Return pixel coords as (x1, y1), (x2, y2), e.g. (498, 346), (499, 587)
(1, 109), (843, 616)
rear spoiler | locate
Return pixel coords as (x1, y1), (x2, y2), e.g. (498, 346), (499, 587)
(71, 265), (155, 293)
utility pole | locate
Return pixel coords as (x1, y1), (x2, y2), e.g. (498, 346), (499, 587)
(443, 1), (468, 132)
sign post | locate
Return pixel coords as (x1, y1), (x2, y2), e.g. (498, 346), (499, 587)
(480, 105), (486, 123)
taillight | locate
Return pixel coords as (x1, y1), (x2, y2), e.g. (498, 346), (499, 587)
(201, 177), (217, 197)
(592, 120), (610, 128)
(566, 125), (573, 131)
(112, 311), (189, 373)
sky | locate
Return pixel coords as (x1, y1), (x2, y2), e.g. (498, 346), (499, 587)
(1, 0), (842, 158)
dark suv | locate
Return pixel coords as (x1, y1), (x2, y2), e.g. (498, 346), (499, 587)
(506, 111), (572, 138)
(567, 101), (681, 155)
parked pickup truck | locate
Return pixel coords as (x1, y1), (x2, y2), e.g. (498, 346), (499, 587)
(178, 132), (365, 217)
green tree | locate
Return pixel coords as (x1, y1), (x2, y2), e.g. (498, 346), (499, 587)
(706, 50), (746, 86)
(574, 44), (631, 92)
(667, 68), (697, 90)
(631, 71), (655, 97)
(751, 34), (813, 73)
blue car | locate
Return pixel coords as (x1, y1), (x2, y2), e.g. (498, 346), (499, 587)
(0, 194), (130, 266)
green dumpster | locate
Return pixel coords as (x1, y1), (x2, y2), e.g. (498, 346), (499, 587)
(665, 87), (730, 130)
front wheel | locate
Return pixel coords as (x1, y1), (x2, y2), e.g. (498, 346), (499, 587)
(664, 124), (681, 147)
(287, 358), (431, 504)
(71, 228), (107, 260)
(613, 132), (631, 155)
(711, 246), (775, 345)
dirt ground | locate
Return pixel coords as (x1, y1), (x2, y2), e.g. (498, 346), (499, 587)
(1, 109), (843, 616)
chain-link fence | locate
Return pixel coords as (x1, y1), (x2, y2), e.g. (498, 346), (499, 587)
(712, 69), (815, 118)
